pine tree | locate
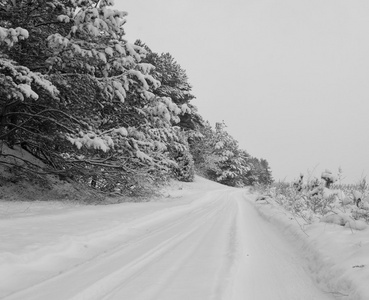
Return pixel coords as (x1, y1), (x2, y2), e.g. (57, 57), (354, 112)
(135, 41), (203, 131)
(0, 0), (194, 193)
(244, 157), (273, 186)
(189, 119), (221, 179)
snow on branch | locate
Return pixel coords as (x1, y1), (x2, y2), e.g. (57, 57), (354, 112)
(0, 58), (59, 102)
(0, 26), (29, 47)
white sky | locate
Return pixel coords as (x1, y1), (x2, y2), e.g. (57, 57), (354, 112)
(115, 0), (369, 184)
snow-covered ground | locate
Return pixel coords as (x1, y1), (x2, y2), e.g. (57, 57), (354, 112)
(253, 197), (369, 300)
(0, 176), (367, 299)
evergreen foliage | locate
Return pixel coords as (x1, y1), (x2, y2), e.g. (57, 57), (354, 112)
(189, 120), (273, 187)
(244, 157), (273, 186)
(0, 0), (273, 197)
(135, 41), (202, 131)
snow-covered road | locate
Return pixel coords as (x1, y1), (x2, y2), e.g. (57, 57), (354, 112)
(1, 179), (334, 300)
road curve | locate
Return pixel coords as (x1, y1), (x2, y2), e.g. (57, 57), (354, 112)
(4, 189), (334, 300)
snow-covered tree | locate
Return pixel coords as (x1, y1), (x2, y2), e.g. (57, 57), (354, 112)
(189, 119), (221, 177)
(244, 157), (273, 186)
(189, 120), (247, 186)
(0, 0), (195, 194)
(130, 41), (199, 181)
(189, 119), (273, 187)
(211, 122), (249, 186)
(135, 41), (202, 131)
(0, 0), (273, 194)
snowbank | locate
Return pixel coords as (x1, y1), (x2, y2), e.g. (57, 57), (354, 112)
(252, 197), (369, 300)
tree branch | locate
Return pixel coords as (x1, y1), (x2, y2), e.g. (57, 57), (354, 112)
(4, 109), (84, 126)
(0, 110), (76, 140)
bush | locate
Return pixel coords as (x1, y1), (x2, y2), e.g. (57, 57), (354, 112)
(257, 171), (369, 227)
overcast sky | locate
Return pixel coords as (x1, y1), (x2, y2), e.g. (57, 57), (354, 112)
(115, 0), (369, 184)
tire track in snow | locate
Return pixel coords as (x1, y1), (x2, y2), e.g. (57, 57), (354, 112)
(3, 188), (336, 300)
(212, 192), (244, 300)
(101, 195), (237, 299)
(70, 199), (231, 300)
(102, 192), (242, 300)
(230, 195), (336, 300)
(4, 191), (232, 300)
(2, 191), (222, 298)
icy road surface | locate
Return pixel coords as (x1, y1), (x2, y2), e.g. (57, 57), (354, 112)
(0, 180), (334, 299)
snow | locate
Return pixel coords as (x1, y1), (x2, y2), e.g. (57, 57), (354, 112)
(98, 52), (107, 63)
(321, 169), (337, 183)
(137, 63), (155, 74)
(1, 177), (369, 299)
(57, 15), (70, 23)
(128, 69), (149, 90)
(17, 84), (39, 100)
(0, 27), (7, 40)
(125, 43), (142, 62)
(181, 103), (191, 114)
(15, 27), (29, 39)
(113, 127), (128, 136)
(105, 47), (114, 56)
(114, 43), (125, 55)
(135, 149), (152, 162)
(0, 26), (29, 46)
(254, 197), (369, 299)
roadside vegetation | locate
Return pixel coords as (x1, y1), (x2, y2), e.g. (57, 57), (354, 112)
(256, 169), (369, 228)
